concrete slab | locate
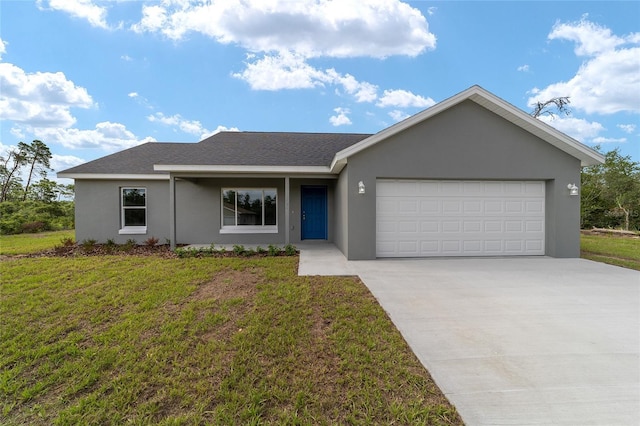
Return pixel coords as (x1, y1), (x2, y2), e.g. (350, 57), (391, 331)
(298, 246), (640, 425)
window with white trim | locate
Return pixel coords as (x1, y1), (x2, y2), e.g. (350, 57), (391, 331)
(221, 188), (277, 233)
(119, 187), (147, 234)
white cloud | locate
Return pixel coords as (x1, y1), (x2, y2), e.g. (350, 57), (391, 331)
(0, 62), (93, 128)
(376, 89), (435, 108)
(0, 38), (6, 60)
(37, 0), (110, 29)
(148, 112), (207, 138)
(549, 16), (629, 56)
(51, 153), (85, 173)
(148, 112), (238, 140)
(529, 18), (640, 115)
(618, 124), (637, 134)
(128, 92), (138, 98)
(329, 107), (352, 126)
(201, 125), (240, 139)
(131, 0), (435, 59)
(592, 136), (627, 144)
(388, 110), (410, 122)
(537, 115), (605, 142)
(10, 126), (25, 140)
(233, 52), (324, 90)
(121, 55), (133, 62)
(233, 52), (379, 103)
(33, 122), (156, 151)
(325, 69), (378, 103)
(517, 64), (530, 72)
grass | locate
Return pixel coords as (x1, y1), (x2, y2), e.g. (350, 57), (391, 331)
(581, 233), (640, 271)
(0, 234), (461, 425)
(0, 230), (74, 256)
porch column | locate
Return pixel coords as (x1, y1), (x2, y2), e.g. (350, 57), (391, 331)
(284, 176), (290, 244)
(169, 174), (176, 250)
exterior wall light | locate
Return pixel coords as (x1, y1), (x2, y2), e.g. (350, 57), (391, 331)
(567, 183), (579, 196)
(358, 181), (365, 194)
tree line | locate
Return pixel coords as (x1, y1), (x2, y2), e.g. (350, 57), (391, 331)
(0, 140), (74, 234)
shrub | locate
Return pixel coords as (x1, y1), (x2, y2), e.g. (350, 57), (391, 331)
(284, 244), (297, 256)
(81, 239), (97, 251)
(60, 237), (75, 247)
(21, 221), (48, 233)
(268, 244), (280, 256)
(144, 236), (159, 247)
(233, 244), (246, 256)
(121, 239), (136, 252)
(0, 200), (74, 235)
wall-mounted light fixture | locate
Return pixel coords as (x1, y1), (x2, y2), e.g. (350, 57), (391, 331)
(567, 183), (579, 196)
(358, 181), (365, 194)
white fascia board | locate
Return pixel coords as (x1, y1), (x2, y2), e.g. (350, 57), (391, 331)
(153, 164), (334, 174)
(56, 173), (169, 180)
(330, 85), (605, 169)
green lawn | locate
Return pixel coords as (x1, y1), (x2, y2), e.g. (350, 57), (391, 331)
(581, 233), (640, 271)
(0, 234), (461, 425)
(0, 230), (74, 256)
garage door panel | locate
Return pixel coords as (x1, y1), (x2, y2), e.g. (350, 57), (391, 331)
(376, 180), (545, 257)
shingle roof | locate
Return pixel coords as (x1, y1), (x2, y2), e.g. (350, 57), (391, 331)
(59, 132), (372, 175)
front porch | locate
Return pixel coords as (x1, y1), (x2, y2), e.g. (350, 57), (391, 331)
(167, 175), (340, 249)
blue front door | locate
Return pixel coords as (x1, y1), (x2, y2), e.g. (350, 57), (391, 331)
(301, 186), (328, 240)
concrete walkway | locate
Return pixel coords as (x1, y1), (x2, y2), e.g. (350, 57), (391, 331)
(298, 243), (640, 425)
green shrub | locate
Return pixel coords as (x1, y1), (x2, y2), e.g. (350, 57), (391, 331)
(284, 244), (297, 256)
(59, 237), (75, 247)
(0, 201), (74, 235)
(268, 244), (280, 256)
(81, 239), (97, 251)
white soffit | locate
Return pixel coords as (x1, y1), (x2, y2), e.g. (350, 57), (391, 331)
(332, 85), (604, 170)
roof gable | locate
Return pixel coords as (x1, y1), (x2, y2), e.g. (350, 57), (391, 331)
(331, 85), (604, 171)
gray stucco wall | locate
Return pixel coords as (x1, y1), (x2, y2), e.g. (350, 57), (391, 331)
(74, 176), (339, 246)
(344, 100), (581, 260)
(74, 179), (170, 244)
(334, 169), (349, 256)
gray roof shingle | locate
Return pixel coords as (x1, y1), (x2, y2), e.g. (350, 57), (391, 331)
(60, 131), (372, 175)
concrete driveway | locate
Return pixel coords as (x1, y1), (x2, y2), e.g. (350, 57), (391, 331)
(299, 245), (640, 425)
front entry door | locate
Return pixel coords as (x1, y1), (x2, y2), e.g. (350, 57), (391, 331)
(301, 186), (328, 240)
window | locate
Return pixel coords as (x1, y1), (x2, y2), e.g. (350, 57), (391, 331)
(119, 187), (146, 234)
(221, 188), (277, 233)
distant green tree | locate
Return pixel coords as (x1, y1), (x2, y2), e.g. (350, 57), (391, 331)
(28, 176), (58, 203)
(581, 148), (640, 231)
(0, 143), (28, 202)
(22, 140), (52, 201)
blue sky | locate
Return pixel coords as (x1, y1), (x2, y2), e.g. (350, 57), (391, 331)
(1, 1), (638, 184)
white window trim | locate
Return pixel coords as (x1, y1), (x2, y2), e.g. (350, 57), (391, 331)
(120, 187), (147, 234)
(221, 188), (277, 233)
(220, 226), (278, 234)
(119, 226), (147, 235)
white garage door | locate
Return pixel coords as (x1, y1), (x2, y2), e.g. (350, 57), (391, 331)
(376, 180), (545, 257)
